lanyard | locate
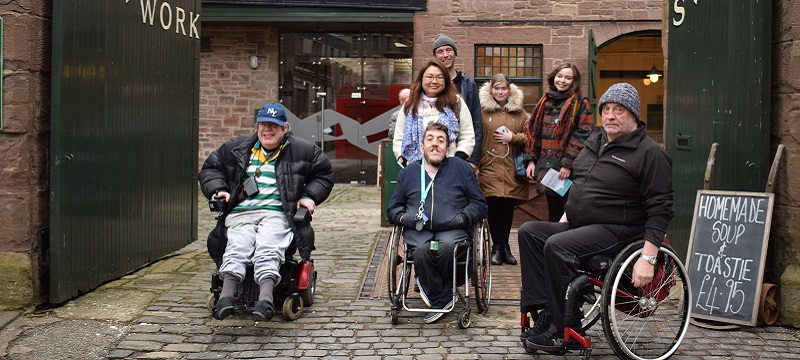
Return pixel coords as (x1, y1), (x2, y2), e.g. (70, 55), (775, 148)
(417, 159), (434, 219)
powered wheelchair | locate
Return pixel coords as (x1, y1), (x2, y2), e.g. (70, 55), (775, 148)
(521, 238), (691, 360)
(205, 201), (317, 321)
(386, 220), (492, 328)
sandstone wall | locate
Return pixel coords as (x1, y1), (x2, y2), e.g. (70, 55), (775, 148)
(0, 1), (52, 308)
(198, 25), (280, 169)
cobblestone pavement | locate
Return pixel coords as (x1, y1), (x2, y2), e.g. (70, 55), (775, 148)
(2, 184), (800, 359)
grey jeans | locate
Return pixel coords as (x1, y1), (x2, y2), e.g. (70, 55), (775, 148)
(220, 209), (293, 284)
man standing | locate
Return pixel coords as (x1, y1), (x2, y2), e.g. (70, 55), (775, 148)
(432, 34), (483, 171)
(517, 83), (674, 353)
(387, 122), (488, 323)
(199, 103), (333, 321)
(388, 88), (411, 140)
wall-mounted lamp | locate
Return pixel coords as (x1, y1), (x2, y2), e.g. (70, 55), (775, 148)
(249, 55), (259, 69)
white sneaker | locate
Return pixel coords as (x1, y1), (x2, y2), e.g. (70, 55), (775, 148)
(416, 277), (431, 307)
(423, 298), (454, 324)
(424, 311), (443, 323)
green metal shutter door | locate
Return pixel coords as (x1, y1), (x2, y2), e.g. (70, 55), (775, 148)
(50, 0), (200, 303)
(666, 0), (771, 259)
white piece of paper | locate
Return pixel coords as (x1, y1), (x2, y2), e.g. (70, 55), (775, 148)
(540, 168), (573, 197)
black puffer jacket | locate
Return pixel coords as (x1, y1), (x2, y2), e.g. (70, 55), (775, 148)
(565, 123), (673, 247)
(199, 132), (333, 265)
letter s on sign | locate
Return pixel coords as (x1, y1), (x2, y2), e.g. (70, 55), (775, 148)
(673, 0), (686, 26)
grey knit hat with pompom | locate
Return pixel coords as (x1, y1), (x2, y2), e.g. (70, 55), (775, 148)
(598, 82), (640, 121)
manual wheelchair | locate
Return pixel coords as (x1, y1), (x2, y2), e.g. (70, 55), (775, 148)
(386, 220), (492, 328)
(521, 239), (691, 360)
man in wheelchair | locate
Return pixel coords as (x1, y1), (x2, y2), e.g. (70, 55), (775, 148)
(198, 103), (333, 321)
(387, 122), (487, 323)
(517, 83), (674, 354)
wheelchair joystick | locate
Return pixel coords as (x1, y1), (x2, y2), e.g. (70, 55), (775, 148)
(209, 195), (225, 212)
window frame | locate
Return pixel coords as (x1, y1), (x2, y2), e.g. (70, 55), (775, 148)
(473, 44), (544, 114)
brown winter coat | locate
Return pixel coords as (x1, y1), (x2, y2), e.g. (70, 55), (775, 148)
(477, 82), (529, 201)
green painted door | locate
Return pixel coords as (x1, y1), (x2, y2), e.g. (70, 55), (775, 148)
(50, 1), (200, 303)
(587, 29), (598, 124)
(666, 0), (771, 259)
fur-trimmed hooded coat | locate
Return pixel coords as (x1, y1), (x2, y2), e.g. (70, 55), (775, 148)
(477, 82), (529, 201)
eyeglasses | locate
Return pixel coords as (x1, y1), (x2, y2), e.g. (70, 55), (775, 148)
(423, 75), (445, 82)
(601, 105), (628, 116)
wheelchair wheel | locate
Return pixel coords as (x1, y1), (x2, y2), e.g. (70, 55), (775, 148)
(581, 291), (602, 331)
(298, 267), (316, 306)
(600, 241), (691, 360)
(282, 294), (304, 321)
(205, 294), (216, 313)
(458, 308), (472, 329)
(386, 226), (402, 305)
(472, 221), (492, 313)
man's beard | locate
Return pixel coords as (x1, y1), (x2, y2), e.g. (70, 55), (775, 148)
(424, 153), (443, 167)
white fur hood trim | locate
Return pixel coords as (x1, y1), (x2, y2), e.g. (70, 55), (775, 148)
(479, 81), (525, 113)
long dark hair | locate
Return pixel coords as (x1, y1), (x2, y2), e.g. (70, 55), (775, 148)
(546, 63), (582, 95)
(526, 63), (584, 152)
(406, 60), (460, 118)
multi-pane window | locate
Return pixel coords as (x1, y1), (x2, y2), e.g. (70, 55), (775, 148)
(474, 45), (544, 114)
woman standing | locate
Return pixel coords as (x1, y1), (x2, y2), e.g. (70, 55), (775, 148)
(525, 63), (594, 221)
(478, 74), (529, 265)
(392, 60), (475, 166)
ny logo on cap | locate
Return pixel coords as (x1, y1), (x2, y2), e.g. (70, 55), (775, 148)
(266, 107), (278, 117)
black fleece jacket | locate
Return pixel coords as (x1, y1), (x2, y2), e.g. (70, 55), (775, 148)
(565, 123), (673, 247)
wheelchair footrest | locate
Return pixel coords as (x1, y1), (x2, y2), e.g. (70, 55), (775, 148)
(564, 327), (591, 350)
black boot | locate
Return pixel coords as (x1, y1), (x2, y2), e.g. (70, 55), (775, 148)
(502, 244), (518, 265)
(491, 245), (502, 265)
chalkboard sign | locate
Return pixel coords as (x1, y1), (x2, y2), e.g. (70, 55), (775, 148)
(686, 190), (774, 326)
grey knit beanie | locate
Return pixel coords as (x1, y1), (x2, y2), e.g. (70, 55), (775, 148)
(598, 83), (640, 121)
(432, 34), (458, 55)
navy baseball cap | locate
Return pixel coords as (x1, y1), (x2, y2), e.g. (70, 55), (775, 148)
(256, 103), (287, 126)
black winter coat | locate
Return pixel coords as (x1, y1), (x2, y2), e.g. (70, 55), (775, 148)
(566, 123), (673, 247)
(454, 71), (483, 166)
(198, 132), (333, 265)
(387, 157), (487, 231)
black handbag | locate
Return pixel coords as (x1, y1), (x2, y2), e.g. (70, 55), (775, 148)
(513, 147), (528, 182)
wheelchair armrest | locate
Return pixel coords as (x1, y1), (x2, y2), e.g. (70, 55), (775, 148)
(293, 206), (310, 223)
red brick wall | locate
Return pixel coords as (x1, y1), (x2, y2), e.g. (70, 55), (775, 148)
(198, 25), (280, 169)
(0, 1), (52, 306)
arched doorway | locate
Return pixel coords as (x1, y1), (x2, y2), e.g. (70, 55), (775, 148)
(597, 31), (664, 144)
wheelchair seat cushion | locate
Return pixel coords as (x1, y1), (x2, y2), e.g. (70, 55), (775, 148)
(579, 255), (612, 274)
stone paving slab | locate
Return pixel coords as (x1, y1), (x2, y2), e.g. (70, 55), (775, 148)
(1, 184), (799, 359)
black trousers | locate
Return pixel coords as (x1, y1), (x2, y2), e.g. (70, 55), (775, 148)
(517, 221), (644, 332)
(403, 228), (469, 307)
(486, 196), (516, 247)
(545, 194), (567, 222)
